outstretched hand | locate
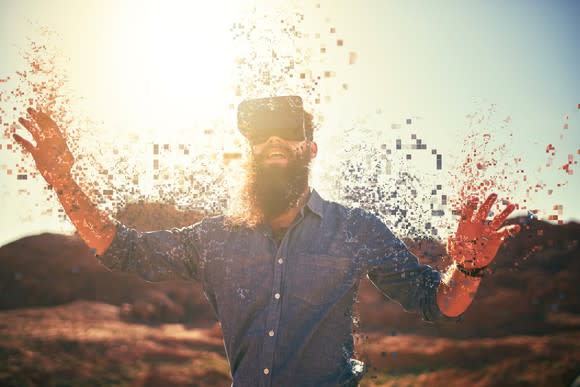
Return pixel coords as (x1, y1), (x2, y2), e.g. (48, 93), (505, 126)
(14, 108), (74, 186)
(448, 193), (520, 270)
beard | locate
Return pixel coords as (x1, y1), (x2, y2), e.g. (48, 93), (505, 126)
(235, 143), (311, 226)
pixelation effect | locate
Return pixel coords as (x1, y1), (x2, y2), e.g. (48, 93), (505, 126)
(0, 2), (579, 386)
(0, 7), (576, 244)
(1, 29), (232, 223)
(447, 105), (575, 226)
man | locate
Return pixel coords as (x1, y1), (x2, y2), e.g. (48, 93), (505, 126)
(15, 96), (519, 386)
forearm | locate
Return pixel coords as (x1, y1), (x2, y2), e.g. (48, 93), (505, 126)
(436, 264), (482, 317)
(52, 174), (117, 255)
(15, 108), (117, 254)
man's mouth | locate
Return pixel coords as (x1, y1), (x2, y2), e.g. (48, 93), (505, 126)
(268, 150), (287, 159)
(264, 147), (289, 160)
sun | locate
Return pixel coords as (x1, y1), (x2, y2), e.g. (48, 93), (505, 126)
(77, 1), (242, 136)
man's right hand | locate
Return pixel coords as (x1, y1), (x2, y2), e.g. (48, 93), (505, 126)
(13, 107), (116, 255)
(14, 108), (75, 187)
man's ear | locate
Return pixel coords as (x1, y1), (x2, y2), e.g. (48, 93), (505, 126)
(309, 141), (318, 159)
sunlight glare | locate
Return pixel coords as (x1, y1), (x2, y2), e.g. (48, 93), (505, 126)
(96, 1), (239, 135)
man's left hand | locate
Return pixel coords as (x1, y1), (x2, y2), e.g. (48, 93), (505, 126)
(448, 193), (521, 270)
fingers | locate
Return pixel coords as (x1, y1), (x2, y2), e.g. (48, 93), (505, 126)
(461, 196), (479, 222)
(20, 108), (60, 141)
(27, 108), (57, 128)
(490, 202), (516, 229)
(473, 193), (497, 223)
(13, 133), (36, 155)
(495, 224), (520, 240)
(18, 117), (41, 143)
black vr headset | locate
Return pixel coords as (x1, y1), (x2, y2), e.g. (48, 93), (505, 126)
(237, 96), (309, 144)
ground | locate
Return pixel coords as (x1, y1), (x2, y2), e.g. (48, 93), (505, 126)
(1, 301), (578, 386)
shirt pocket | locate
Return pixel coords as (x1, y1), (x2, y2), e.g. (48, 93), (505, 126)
(289, 254), (355, 306)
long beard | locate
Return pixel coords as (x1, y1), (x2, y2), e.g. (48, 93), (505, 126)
(243, 145), (311, 223)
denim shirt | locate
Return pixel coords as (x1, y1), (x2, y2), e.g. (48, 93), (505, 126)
(99, 190), (447, 387)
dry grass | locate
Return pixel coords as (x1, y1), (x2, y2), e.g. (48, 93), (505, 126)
(358, 332), (580, 386)
(1, 301), (578, 386)
(0, 301), (230, 387)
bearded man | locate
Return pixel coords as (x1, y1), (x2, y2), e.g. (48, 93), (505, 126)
(15, 96), (519, 386)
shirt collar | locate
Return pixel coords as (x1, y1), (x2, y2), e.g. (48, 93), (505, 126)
(304, 188), (324, 219)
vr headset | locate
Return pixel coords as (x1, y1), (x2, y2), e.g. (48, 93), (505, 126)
(237, 96), (307, 144)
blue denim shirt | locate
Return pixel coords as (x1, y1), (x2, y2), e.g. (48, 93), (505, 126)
(99, 190), (447, 387)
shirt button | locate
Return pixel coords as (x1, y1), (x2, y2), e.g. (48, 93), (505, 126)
(268, 330), (275, 336)
(278, 258), (284, 264)
(274, 293), (281, 299)
(263, 368), (270, 375)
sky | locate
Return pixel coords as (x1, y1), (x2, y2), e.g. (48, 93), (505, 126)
(0, 0), (579, 246)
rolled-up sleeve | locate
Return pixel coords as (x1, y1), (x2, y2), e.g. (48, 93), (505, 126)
(367, 250), (447, 322)
(350, 209), (453, 322)
(97, 223), (203, 282)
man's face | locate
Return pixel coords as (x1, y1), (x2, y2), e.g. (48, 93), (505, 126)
(245, 135), (317, 220)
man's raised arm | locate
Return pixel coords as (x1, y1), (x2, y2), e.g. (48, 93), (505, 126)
(14, 108), (116, 255)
